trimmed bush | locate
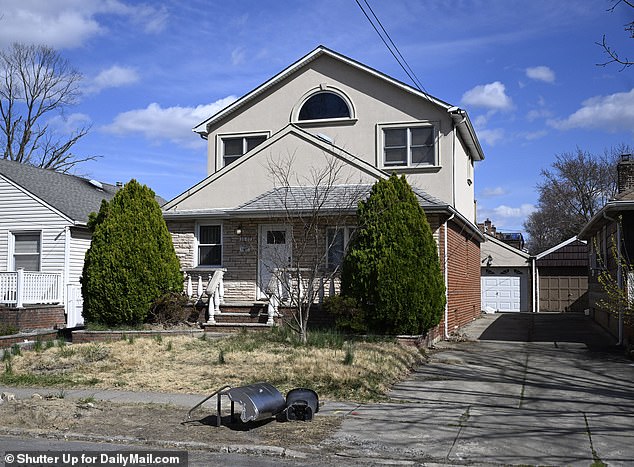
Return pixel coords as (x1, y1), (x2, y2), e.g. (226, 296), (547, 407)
(341, 174), (445, 335)
(81, 180), (182, 326)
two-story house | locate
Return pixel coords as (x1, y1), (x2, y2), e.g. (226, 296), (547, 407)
(163, 46), (485, 338)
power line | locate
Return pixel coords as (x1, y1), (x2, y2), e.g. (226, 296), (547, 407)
(354, 0), (430, 98)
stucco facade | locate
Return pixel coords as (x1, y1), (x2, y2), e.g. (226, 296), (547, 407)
(164, 46), (485, 337)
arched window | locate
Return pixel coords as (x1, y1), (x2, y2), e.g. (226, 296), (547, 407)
(298, 92), (351, 121)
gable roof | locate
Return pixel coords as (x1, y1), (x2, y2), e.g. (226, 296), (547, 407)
(163, 123), (388, 211)
(535, 236), (586, 260)
(192, 45), (484, 162)
(0, 159), (117, 225)
(482, 233), (530, 260)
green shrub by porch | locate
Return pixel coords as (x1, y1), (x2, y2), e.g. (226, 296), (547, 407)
(81, 180), (182, 326)
(341, 174), (445, 335)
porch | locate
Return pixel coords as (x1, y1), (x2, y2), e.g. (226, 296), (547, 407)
(184, 267), (337, 331)
(0, 270), (62, 308)
(0, 270), (83, 330)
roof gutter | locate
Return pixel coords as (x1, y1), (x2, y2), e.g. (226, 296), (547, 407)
(448, 107), (485, 162)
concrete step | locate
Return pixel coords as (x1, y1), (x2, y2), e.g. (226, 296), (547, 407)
(202, 322), (275, 333)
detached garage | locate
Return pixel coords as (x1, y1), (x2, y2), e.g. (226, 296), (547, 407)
(481, 234), (532, 312)
(535, 237), (588, 312)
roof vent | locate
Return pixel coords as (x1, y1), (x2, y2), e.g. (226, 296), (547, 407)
(88, 179), (103, 190)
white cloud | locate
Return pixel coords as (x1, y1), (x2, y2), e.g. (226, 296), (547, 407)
(231, 47), (246, 66)
(481, 187), (507, 197)
(476, 128), (504, 146)
(526, 66), (555, 83)
(522, 130), (548, 141)
(492, 204), (536, 219)
(549, 88), (634, 133)
(48, 112), (92, 134)
(526, 108), (553, 122)
(84, 65), (139, 94)
(102, 96), (238, 147)
(0, 0), (168, 49)
(461, 81), (513, 111)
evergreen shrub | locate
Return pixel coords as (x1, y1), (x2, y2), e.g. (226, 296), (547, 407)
(341, 174), (445, 335)
(81, 180), (182, 326)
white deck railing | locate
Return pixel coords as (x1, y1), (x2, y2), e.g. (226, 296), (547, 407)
(0, 269), (62, 308)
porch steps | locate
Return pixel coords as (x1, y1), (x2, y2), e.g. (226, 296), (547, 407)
(202, 302), (281, 333)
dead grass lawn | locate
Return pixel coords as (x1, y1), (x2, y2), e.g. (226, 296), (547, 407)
(4, 331), (424, 401)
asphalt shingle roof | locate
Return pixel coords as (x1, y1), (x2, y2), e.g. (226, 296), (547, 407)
(0, 159), (118, 224)
(234, 184), (445, 214)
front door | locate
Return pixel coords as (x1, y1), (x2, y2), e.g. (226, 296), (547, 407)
(258, 224), (292, 299)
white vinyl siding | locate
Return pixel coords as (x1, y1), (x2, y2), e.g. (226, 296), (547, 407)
(0, 176), (72, 274)
(69, 228), (92, 284)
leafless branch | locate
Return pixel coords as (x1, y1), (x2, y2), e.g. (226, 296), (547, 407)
(0, 43), (93, 171)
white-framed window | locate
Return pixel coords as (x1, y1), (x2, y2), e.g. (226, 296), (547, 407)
(197, 224), (222, 267)
(221, 134), (267, 167)
(11, 231), (41, 271)
(326, 226), (356, 270)
(379, 123), (437, 168)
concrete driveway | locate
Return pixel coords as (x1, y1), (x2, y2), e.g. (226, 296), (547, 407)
(328, 313), (634, 466)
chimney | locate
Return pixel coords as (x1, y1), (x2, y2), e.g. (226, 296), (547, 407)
(484, 218), (492, 234)
(617, 154), (634, 193)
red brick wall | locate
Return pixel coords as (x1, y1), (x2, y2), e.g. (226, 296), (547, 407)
(0, 305), (65, 332)
(432, 221), (481, 337)
(0, 330), (58, 349)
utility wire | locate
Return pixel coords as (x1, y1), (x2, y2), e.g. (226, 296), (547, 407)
(354, 0), (430, 98)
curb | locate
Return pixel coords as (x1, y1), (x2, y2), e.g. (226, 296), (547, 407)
(0, 427), (310, 458)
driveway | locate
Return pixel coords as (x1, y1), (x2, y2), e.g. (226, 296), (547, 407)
(327, 313), (634, 466)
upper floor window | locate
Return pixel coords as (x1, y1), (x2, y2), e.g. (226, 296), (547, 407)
(298, 92), (351, 121)
(222, 134), (267, 167)
(198, 225), (222, 267)
(381, 124), (437, 168)
(12, 232), (41, 271)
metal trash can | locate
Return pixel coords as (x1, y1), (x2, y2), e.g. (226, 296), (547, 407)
(225, 382), (286, 423)
(280, 388), (319, 421)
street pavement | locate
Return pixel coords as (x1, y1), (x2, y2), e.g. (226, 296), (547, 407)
(2, 312), (633, 466)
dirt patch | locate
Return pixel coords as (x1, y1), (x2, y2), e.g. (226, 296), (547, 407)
(0, 397), (342, 452)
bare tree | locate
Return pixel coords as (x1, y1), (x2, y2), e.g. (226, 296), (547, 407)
(0, 43), (94, 172)
(598, 0), (634, 70)
(524, 146), (629, 254)
(263, 154), (366, 343)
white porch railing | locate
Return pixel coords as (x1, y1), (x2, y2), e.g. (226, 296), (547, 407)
(266, 268), (324, 325)
(184, 269), (226, 324)
(0, 269), (62, 308)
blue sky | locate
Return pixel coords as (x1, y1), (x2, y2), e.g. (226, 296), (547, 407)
(1, 0), (633, 233)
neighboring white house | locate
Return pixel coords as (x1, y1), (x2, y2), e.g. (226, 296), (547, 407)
(163, 46), (486, 337)
(0, 159), (118, 328)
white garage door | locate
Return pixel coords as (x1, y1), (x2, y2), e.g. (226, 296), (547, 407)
(481, 270), (527, 312)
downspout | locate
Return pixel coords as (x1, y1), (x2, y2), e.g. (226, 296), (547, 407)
(444, 214), (455, 339)
(452, 117), (456, 208)
(603, 212), (623, 345)
(531, 256), (537, 313)
(63, 226), (71, 314)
